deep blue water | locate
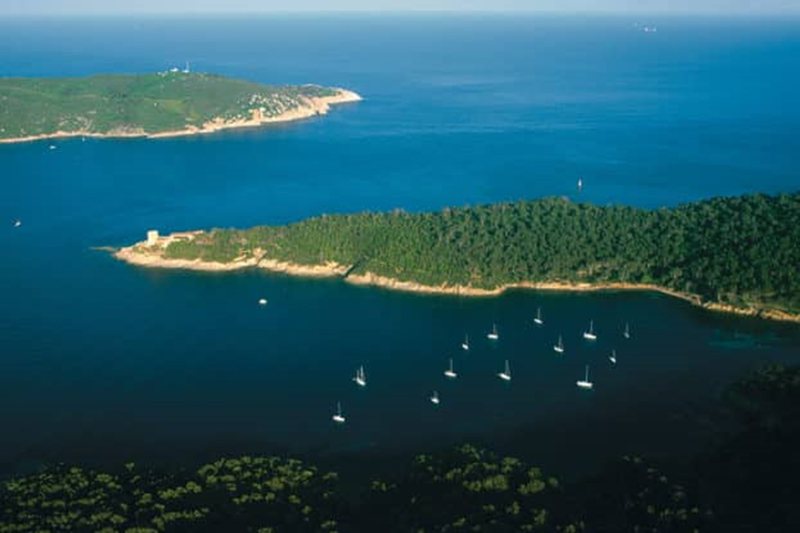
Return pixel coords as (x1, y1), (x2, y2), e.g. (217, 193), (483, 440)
(1, 15), (799, 479)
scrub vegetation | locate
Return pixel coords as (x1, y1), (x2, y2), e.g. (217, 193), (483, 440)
(0, 72), (339, 139)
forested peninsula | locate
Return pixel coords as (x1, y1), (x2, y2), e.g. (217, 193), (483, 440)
(115, 192), (800, 322)
(0, 72), (360, 142)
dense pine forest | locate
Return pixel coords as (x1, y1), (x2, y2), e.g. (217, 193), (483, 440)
(163, 192), (800, 315)
(3, 363), (799, 533)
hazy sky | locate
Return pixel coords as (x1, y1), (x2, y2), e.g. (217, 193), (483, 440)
(3, 0), (799, 15)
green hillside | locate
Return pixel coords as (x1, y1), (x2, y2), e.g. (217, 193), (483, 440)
(0, 72), (341, 139)
(161, 192), (800, 316)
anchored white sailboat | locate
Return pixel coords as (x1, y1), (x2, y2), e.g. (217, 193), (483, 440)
(533, 307), (544, 325)
(487, 324), (499, 341)
(353, 365), (367, 388)
(497, 359), (511, 381)
(583, 320), (598, 341)
(332, 402), (346, 424)
(258, 298), (268, 306)
(577, 365), (594, 390)
(623, 322), (631, 339)
(553, 335), (565, 354)
(609, 349), (617, 365)
(444, 358), (458, 379)
(430, 390), (440, 405)
(461, 334), (470, 351)
(577, 177), (583, 191)
(13, 219), (21, 228)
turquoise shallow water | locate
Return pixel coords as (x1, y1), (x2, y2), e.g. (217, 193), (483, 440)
(0, 15), (799, 478)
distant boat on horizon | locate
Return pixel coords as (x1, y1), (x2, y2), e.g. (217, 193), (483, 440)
(583, 320), (597, 341)
(577, 365), (594, 390)
(497, 359), (511, 381)
(487, 324), (499, 341)
(623, 322), (631, 339)
(461, 334), (470, 351)
(444, 358), (457, 379)
(534, 307), (544, 325)
(353, 365), (367, 388)
(332, 402), (346, 424)
(554, 335), (565, 354)
(430, 390), (440, 405)
(609, 349), (617, 365)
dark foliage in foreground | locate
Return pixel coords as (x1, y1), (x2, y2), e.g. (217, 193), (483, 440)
(0, 457), (342, 533)
(2, 364), (798, 533)
(695, 363), (800, 532)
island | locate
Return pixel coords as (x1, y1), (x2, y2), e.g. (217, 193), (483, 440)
(0, 71), (361, 142)
(114, 192), (800, 322)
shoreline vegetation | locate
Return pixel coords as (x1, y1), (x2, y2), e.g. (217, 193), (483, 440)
(113, 192), (800, 323)
(0, 72), (361, 143)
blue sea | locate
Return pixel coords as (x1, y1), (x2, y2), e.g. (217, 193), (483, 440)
(0, 15), (799, 479)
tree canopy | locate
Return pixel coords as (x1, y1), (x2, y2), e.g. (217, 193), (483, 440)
(164, 192), (800, 315)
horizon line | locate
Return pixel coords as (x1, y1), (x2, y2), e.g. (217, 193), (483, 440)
(1, 9), (800, 18)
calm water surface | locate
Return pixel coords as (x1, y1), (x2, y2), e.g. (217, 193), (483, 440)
(0, 15), (799, 478)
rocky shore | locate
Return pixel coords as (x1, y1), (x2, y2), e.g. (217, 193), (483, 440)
(0, 89), (361, 144)
(112, 232), (800, 324)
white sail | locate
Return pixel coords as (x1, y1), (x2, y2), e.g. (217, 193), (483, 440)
(444, 358), (457, 379)
(583, 319), (597, 341)
(577, 365), (594, 389)
(553, 335), (565, 353)
(498, 359), (511, 381)
(353, 365), (366, 387)
(332, 402), (346, 423)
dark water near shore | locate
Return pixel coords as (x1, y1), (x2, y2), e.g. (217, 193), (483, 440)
(1, 15), (799, 480)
